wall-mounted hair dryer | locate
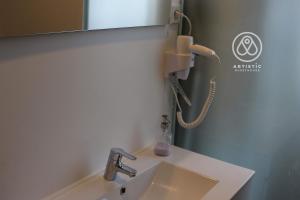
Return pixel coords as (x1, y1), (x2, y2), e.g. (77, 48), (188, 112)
(165, 11), (220, 129)
(165, 35), (220, 80)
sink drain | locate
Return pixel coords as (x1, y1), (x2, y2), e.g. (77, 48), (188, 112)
(120, 186), (126, 195)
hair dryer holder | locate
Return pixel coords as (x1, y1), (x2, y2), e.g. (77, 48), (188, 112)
(165, 51), (195, 80)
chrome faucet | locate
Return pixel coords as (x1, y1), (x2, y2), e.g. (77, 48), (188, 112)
(104, 148), (137, 181)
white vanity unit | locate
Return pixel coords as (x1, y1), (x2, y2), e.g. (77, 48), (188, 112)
(42, 145), (254, 200)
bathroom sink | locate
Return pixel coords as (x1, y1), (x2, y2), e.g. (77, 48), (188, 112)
(42, 145), (254, 200)
(100, 161), (218, 200)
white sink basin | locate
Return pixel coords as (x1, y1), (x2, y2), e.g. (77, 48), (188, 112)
(42, 146), (254, 200)
(100, 162), (218, 200)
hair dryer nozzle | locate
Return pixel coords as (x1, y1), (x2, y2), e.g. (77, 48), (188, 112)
(190, 44), (221, 64)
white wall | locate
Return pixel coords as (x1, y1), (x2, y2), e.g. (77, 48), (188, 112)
(0, 27), (170, 200)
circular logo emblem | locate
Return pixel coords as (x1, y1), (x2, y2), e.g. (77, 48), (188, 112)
(232, 32), (262, 62)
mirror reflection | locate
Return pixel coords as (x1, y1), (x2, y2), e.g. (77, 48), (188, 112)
(0, 0), (84, 37)
(0, 0), (171, 38)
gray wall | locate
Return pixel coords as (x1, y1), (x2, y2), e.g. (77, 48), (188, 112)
(175, 0), (300, 199)
(0, 26), (171, 200)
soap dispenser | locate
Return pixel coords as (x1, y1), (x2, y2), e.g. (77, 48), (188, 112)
(154, 115), (172, 157)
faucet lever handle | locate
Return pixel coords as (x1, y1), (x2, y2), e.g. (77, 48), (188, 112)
(111, 148), (137, 160)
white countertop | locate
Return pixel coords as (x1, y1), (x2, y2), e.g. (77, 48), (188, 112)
(42, 145), (254, 200)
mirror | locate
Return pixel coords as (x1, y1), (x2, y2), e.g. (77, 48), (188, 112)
(86, 0), (171, 30)
(0, 0), (85, 37)
(0, 0), (172, 38)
